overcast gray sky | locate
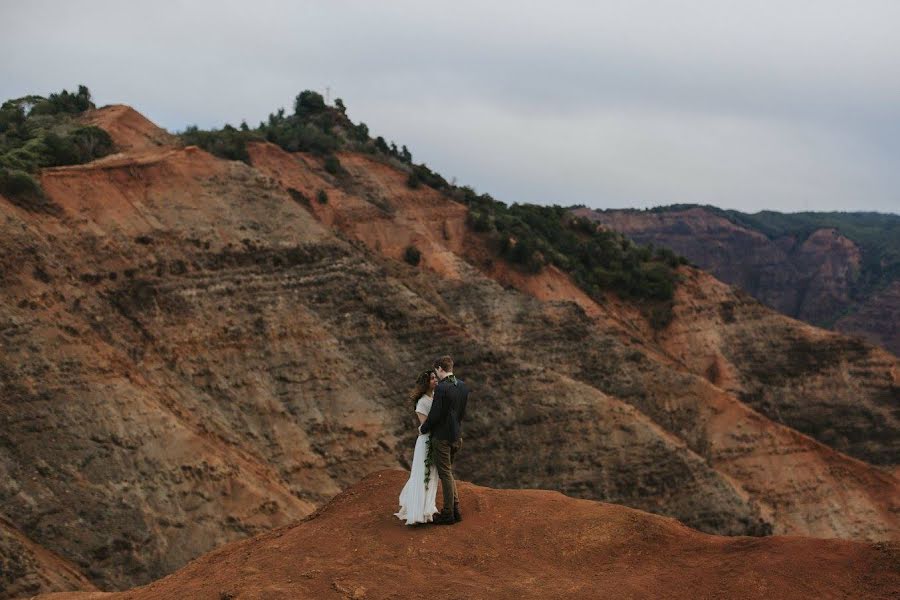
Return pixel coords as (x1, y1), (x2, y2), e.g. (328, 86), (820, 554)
(2, 0), (899, 213)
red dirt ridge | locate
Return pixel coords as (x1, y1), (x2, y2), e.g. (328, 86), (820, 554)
(36, 470), (900, 600)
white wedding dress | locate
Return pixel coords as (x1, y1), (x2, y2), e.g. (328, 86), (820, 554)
(394, 394), (439, 525)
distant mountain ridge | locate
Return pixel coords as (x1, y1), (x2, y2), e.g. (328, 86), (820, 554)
(573, 205), (900, 355)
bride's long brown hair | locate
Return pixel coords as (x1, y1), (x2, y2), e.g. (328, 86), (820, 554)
(408, 369), (436, 405)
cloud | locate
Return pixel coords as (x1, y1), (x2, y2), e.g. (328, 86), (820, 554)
(1, 0), (898, 213)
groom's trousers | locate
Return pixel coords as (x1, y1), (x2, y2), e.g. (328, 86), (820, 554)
(433, 437), (462, 514)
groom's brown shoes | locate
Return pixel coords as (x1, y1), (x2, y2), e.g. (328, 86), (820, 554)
(433, 512), (456, 525)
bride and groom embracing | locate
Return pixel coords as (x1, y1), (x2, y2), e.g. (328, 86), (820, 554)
(395, 355), (469, 526)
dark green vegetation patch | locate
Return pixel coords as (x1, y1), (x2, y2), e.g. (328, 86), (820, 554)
(0, 85), (113, 213)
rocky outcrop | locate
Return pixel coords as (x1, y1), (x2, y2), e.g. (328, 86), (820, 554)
(34, 471), (900, 600)
(1, 106), (897, 597)
(572, 207), (900, 355)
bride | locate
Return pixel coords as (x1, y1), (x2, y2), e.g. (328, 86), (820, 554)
(394, 369), (440, 525)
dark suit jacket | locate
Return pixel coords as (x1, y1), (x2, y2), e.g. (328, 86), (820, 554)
(420, 376), (468, 442)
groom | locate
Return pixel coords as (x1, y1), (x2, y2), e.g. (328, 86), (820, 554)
(419, 355), (469, 525)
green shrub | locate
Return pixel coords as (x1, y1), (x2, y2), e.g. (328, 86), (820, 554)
(317, 189), (328, 204)
(0, 99), (28, 134)
(466, 209), (493, 232)
(0, 167), (41, 197)
(323, 154), (342, 175)
(404, 245), (422, 266)
(262, 121), (338, 155)
(0, 167), (60, 214)
(353, 122), (369, 141)
(373, 136), (390, 154)
(180, 124), (256, 163)
(68, 126), (114, 162)
(43, 133), (79, 165)
(648, 301), (675, 330)
(41, 126), (114, 167)
(0, 137), (44, 171)
(294, 91), (326, 115)
(410, 164), (449, 191)
(28, 85), (93, 116)
(287, 188), (309, 206)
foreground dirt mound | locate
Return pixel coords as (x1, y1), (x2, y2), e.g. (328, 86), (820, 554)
(37, 470), (899, 600)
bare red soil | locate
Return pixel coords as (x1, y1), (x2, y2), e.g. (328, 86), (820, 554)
(36, 470), (899, 600)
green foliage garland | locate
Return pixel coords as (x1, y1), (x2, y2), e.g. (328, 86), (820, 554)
(423, 435), (434, 488)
